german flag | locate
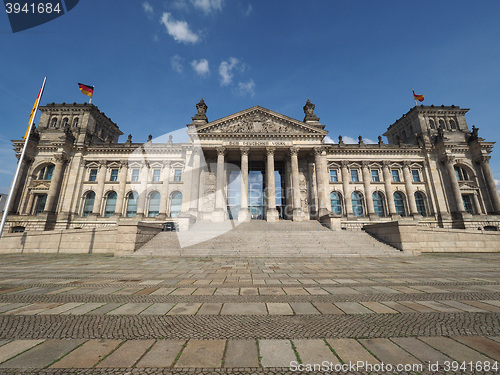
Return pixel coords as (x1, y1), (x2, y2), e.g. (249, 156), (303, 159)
(413, 90), (424, 102)
(78, 83), (94, 98)
(24, 87), (43, 140)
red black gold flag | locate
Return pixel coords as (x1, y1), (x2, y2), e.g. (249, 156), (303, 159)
(413, 90), (424, 102)
(78, 83), (94, 98)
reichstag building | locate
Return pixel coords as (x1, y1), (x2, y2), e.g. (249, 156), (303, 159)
(4, 99), (500, 234)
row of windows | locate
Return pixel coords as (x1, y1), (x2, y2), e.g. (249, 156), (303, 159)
(50, 117), (79, 128)
(81, 191), (183, 218)
(329, 169), (421, 183)
(88, 168), (182, 183)
(428, 118), (458, 130)
(330, 191), (428, 217)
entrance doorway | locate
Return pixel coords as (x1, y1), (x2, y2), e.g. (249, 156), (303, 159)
(248, 161), (265, 219)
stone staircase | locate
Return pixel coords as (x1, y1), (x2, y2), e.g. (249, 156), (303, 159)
(133, 220), (405, 257)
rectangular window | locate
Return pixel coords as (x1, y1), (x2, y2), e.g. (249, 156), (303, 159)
(110, 169), (119, 182)
(412, 169), (421, 182)
(392, 170), (400, 182)
(89, 169), (97, 182)
(153, 169), (161, 182)
(174, 169), (182, 182)
(350, 169), (359, 182)
(131, 169), (140, 182)
(329, 170), (338, 182)
(371, 170), (380, 182)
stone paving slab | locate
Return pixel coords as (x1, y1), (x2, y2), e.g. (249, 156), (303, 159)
(359, 338), (421, 365)
(326, 338), (379, 365)
(0, 339), (86, 368)
(0, 339), (44, 364)
(50, 339), (122, 368)
(140, 303), (175, 315)
(293, 339), (340, 365)
(390, 337), (449, 364)
(452, 336), (500, 361)
(259, 339), (296, 368)
(220, 303), (267, 315)
(96, 339), (154, 368)
(175, 339), (225, 368)
(419, 336), (491, 363)
(224, 340), (259, 368)
(136, 340), (185, 368)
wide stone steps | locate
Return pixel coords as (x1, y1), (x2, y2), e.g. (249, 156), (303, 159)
(134, 220), (403, 257)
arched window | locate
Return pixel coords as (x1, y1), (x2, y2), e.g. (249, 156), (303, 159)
(438, 119), (445, 129)
(33, 194), (47, 215)
(62, 117), (69, 127)
(37, 164), (55, 180)
(330, 192), (342, 215)
(148, 191), (161, 217)
(429, 119), (435, 129)
(104, 191), (117, 217)
(394, 191), (406, 217)
(351, 191), (364, 217)
(51, 118), (58, 127)
(170, 191), (182, 218)
(73, 117), (79, 127)
(82, 191), (95, 217)
(126, 191), (139, 217)
(454, 166), (469, 181)
(372, 191), (386, 217)
(414, 192), (427, 217)
(449, 119), (456, 130)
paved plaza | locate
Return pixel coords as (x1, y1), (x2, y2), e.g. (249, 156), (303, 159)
(0, 253), (499, 374)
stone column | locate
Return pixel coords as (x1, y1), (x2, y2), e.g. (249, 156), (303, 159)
(115, 162), (128, 216)
(266, 147), (279, 222)
(341, 161), (353, 217)
(213, 147), (226, 221)
(189, 149), (202, 215)
(361, 161), (375, 218)
(238, 147), (250, 222)
(477, 156), (500, 214)
(290, 147), (306, 221)
(314, 147), (329, 217)
(44, 155), (67, 213)
(472, 192), (483, 215)
(403, 161), (419, 217)
(159, 161), (171, 217)
(441, 156), (466, 214)
(10, 156), (32, 214)
(382, 161), (397, 217)
(91, 161), (107, 216)
(136, 163), (149, 217)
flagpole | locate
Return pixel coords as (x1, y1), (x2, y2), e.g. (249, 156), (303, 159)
(412, 88), (418, 107)
(0, 77), (47, 239)
(89, 85), (93, 104)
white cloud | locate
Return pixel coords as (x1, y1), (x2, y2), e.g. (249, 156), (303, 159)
(236, 79), (255, 97)
(244, 4), (252, 16)
(171, 55), (184, 73)
(191, 59), (210, 76)
(160, 12), (199, 44)
(171, 0), (190, 12)
(143, 1), (153, 15)
(191, 0), (223, 14)
(219, 57), (241, 86)
(340, 136), (377, 144)
(325, 136), (335, 144)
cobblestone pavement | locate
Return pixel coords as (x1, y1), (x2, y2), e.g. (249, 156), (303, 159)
(0, 253), (499, 374)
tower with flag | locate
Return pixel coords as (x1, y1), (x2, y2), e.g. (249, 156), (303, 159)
(78, 83), (94, 103)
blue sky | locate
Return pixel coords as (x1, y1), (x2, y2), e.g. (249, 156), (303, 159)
(1, 0), (500, 194)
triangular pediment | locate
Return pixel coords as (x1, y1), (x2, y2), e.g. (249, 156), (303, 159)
(195, 106), (327, 138)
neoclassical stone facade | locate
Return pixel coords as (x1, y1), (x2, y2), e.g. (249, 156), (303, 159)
(3, 99), (500, 234)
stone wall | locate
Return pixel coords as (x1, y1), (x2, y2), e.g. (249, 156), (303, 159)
(364, 221), (500, 254)
(0, 221), (163, 256)
(0, 227), (117, 254)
